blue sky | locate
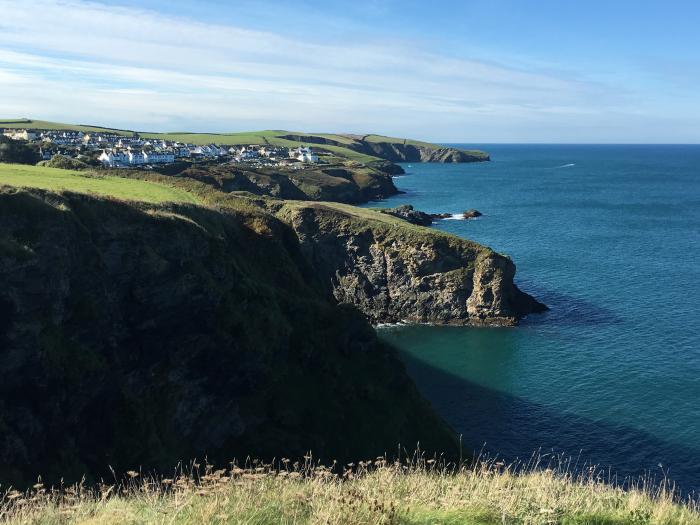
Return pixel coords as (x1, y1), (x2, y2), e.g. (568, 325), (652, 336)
(1, 0), (699, 142)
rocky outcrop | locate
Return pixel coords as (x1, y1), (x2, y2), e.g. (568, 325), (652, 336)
(0, 188), (456, 488)
(346, 142), (489, 164)
(276, 203), (546, 326)
(381, 204), (434, 226)
(173, 164), (399, 204)
(463, 209), (482, 219)
(368, 160), (406, 175)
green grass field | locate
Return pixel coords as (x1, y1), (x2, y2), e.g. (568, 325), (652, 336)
(0, 164), (198, 204)
(0, 119), (133, 135)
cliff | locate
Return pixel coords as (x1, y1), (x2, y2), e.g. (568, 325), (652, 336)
(280, 133), (490, 164)
(0, 187), (456, 487)
(0, 163), (545, 488)
(350, 142), (490, 163)
(274, 201), (545, 326)
(162, 163), (400, 204)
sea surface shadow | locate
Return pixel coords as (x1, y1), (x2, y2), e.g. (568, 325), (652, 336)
(399, 351), (700, 497)
(517, 282), (624, 328)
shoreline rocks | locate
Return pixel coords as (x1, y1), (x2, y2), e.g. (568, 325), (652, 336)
(381, 204), (433, 226)
(380, 206), (484, 225)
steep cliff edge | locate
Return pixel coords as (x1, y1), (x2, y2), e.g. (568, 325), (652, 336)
(352, 142), (490, 163)
(274, 202), (545, 326)
(0, 188), (456, 487)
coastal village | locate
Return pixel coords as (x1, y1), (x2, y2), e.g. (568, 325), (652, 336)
(1, 127), (320, 168)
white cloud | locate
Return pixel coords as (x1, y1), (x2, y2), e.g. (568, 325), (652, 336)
(1, 0), (693, 141)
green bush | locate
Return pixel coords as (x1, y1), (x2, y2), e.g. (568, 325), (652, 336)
(0, 135), (40, 164)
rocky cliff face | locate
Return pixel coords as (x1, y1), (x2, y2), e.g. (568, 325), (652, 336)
(0, 188), (456, 488)
(169, 163), (399, 204)
(276, 203), (545, 326)
(353, 143), (490, 163)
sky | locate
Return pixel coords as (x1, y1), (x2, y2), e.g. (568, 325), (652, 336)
(1, 0), (699, 142)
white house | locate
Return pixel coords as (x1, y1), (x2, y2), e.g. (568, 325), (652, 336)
(260, 146), (286, 158)
(3, 129), (37, 141)
(99, 149), (130, 167)
(127, 151), (145, 165)
(238, 149), (259, 161)
(175, 147), (190, 158)
(144, 151), (175, 164)
(194, 145), (219, 157)
(292, 146), (319, 163)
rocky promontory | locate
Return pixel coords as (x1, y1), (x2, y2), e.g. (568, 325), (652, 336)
(275, 201), (545, 326)
(0, 172), (544, 489)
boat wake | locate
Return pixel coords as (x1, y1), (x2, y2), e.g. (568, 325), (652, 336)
(553, 163), (576, 168)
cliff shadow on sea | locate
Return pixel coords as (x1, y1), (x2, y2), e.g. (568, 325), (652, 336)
(396, 350), (700, 497)
(515, 282), (625, 328)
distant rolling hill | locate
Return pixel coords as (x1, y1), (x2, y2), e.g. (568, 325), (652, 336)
(0, 119), (489, 164)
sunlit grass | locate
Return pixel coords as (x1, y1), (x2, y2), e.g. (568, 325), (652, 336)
(0, 164), (199, 204)
(2, 455), (697, 524)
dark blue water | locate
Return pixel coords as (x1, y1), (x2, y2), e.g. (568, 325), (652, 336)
(363, 145), (700, 494)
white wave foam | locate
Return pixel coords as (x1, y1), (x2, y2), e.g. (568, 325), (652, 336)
(443, 213), (467, 220)
(554, 163), (575, 168)
(375, 321), (409, 329)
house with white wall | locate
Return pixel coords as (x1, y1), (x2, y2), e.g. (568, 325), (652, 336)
(291, 146), (319, 163)
(144, 151), (175, 164)
(98, 149), (130, 167)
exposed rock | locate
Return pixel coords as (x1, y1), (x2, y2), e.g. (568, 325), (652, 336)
(368, 160), (406, 176)
(430, 213), (453, 220)
(350, 143), (490, 164)
(381, 204), (433, 226)
(463, 209), (482, 219)
(276, 203), (546, 326)
(173, 164), (399, 204)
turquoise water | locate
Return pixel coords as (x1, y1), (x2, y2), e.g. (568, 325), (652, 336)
(363, 145), (700, 493)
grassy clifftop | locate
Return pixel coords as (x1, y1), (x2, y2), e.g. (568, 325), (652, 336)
(0, 164), (198, 204)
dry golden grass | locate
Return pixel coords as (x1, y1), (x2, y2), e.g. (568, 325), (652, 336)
(1, 455), (698, 525)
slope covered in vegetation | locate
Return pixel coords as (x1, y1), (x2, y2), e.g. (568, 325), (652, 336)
(0, 186), (455, 488)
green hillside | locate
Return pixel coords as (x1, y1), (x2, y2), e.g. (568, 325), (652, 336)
(0, 119), (488, 163)
(0, 119), (133, 135)
(0, 164), (198, 204)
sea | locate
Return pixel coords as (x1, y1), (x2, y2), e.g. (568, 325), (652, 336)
(361, 145), (700, 495)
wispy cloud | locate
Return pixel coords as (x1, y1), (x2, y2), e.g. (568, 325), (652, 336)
(0, 0), (694, 141)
